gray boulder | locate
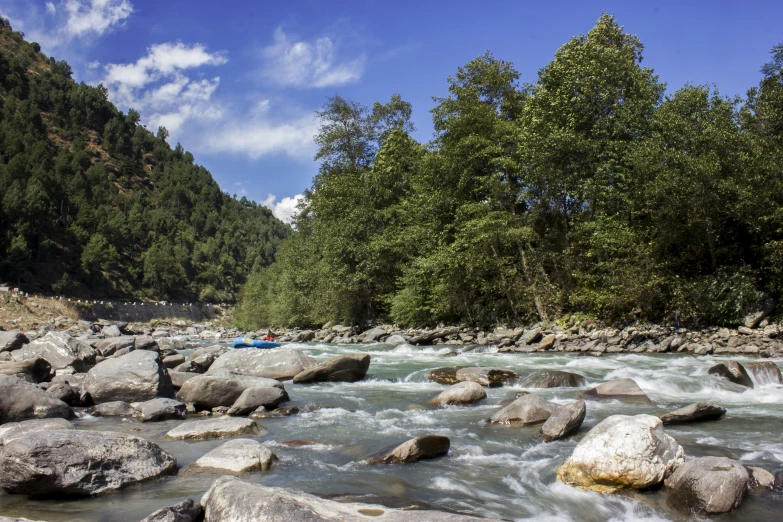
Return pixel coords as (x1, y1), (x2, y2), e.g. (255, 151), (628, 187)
(665, 457), (749, 514)
(744, 361), (782, 385)
(176, 374), (283, 410)
(293, 353), (370, 383)
(192, 438), (277, 473)
(0, 331), (28, 352)
(659, 402), (726, 425)
(430, 381), (486, 407)
(540, 400), (586, 442)
(46, 382), (81, 406)
(0, 358), (51, 383)
(361, 327), (387, 343)
(367, 435), (450, 464)
(743, 294), (775, 328)
(385, 335), (407, 346)
(186, 345), (228, 363)
(519, 328), (543, 345)
(488, 394), (556, 425)
(521, 370), (587, 388)
(101, 325), (122, 338)
(584, 378), (653, 403)
(0, 429), (176, 496)
(427, 366), (464, 385)
(133, 398), (187, 422)
(12, 332), (95, 371)
(747, 466), (775, 491)
(162, 354), (186, 368)
(166, 417), (262, 440)
(140, 499), (203, 522)
(83, 349), (174, 403)
(226, 387), (289, 415)
(0, 418), (73, 445)
(207, 347), (316, 381)
(455, 367), (519, 387)
(707, 361), (754, 388)
(169, 370), (199, 389)
(0, 374), (73, 424)
(88, 401), (135, 417)
(93, 336), (135, 357)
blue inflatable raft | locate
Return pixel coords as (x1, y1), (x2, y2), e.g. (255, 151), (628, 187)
(232, 337), (280, 349)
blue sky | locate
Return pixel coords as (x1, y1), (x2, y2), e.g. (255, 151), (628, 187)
(1, 0), (782, 222)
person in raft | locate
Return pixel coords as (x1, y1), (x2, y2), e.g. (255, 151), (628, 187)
(262, 330), (275, 341)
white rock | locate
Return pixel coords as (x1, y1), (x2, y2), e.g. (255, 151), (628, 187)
(193, 439), (277, 473)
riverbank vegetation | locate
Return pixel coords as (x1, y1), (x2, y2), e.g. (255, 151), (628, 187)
(237, 15), (783, 329)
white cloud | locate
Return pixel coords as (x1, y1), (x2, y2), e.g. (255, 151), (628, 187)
(204, 114), (317, 160)
(46, 2), (56, 14)
(262, 194), (304, 224)
(63, 0), (133, 38)
(262, 27), (365, 88)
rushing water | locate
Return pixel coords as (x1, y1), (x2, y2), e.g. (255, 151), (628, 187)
(1, 342), (782, 521)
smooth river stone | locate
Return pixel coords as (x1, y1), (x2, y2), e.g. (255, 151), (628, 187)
(658, 402), (726, 425)
(430, 381), (487, 406)
(665, 456), (749, 514)
(583, 378), (653, 404)
(192, 438), (277, 473)
(539, 400), (585, 441)
(488, 394), (556, 425)
(367, 435), (450, 464)
(165, 417), (262, 440)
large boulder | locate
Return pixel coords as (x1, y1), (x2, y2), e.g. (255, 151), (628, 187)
(455, 367), (519, 387)
(488, 394), (556, 425)
(707, 361), (754, 388)
(169, 370), (198, 389)
(46, 382), (81, 406)
(521, 371), (587, 388)
(165, 417), (261, 440)
(226, 386), (289, 415)
(659, 402), (726, 425)
(12, 332), (95, 372)
(0, 429), (177, 495)
(385, 335), (407, 346)
(88, 401), (135, 417)
(665, 457), (749, 514)
(743, 294), (775, 328)
(140, 499), (203, 522)
(427, 366), (464, 385)
(0, 358), (51, 383)
(0, 331), (28, 352)
(540, 400), (585, 442)
(430, 381), (486, 407)
(207, 347), (316, 381)
(583, 378), (652, 403)
(192, 438), (277, 473)
(0, 375), (73, 424)
(176, 374), (283, 411)
(83, 349), (174, 403)
(186, 345), (229, 363)
(132, 398), (187, 422)
(200, 475), (498, 521)
(293, 353), (370, 384)
(556, 414), (684, 492)
(361, 327), (387, 343)
(366, 435), (450, 464)
(744, 361), (782, 385)
(92, 336), (135, 357)
(0, 418), (73, 445)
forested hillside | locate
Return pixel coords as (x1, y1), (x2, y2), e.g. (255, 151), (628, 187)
(0, 20), (290, 301)
(237, 15), (783, 328)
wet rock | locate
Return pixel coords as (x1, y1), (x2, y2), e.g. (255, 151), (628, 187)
(0, 375), (73, 424)
(366, 435), (450, 464)
(427, 366), (464, 385)
(162, 354), (185, 368)
(557, 414), (684, 492)
(0, 418), (73, 445)
(707, 361), (754, 388)
(140, 499), (203, 522)
(165, 416), (261, 440)
(430, 381), (487, 407)
(0, 358), (52, 383)
(361, 327), (387, 343)
(665, 456), (748, 514)
(488, 394), (556, 425)
(521, 370), (587, 388)
(92, 336), (135, 357)
(45, 382), (80, 406)
(12, 332), (95, 372)
(385, 335), (407, 346)
(537, 334), (556, 350)
(250, 405), (300, 418)
(83, 349), (174, 403)
(455, 367), (519, 387)
(293, 353), (370, 384)
(176, 374), (283, 410)
(747, 466), (775, 491)
(0, 429), (177, 496)
(192, 438), (277, 473)
(0, 331), (28, 352)
(169, 370), (198, 389)
(88, 401), (135, 417)
(540, 400), (586, 442)
(200, 475), (496, 521)
(583, 378), (653, 403)
(497, 392), (529, 408)
(744, 361), (782, 385)
(519, 328), (543, 345)
(133, 398), (187, 422)
(659, 402), (726, 425)
(226, 386), (289, 415)
(207, 347), (316, 381)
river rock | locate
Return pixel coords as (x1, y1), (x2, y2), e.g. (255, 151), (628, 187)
(0, 429), (177, 495)
(186, 345), (228, 363)
(659, 402), (726, 425)
(430, 381), (487, 406)
(583, 378), (652, 403)
(140, 499), (203, 522)
(0, 418), (73, 445)
(427, 366), (463, 385)
(200, 475), (497, 521)
(226, 386), (289, 415)
(0, 375), (73, 424)
(744, 361), (782, 385)
(0, 331), (27, 352)
(293, 353), (370, 383)
(743, 293), (775, 328)
(540, 400), (586, 442)
(0, 358), (51, 383)
(367, 435), (450, 464)
(385, 335), (407, 346)
(708, 361), (754, 388)
(747, 466), (775, 490)
(169, 370), (198, 389)
(45, 382), (81, 406)
(12, 332), (95, 372)
(556, 414), (684, 492)
(488, 394), (556, 425)
(176, 374), (283, 410)
(92, 336), (135, 357)
(455, 367), (519, 387)
(162, 354), (185, 369)
(362, 327), (387, 343)
(192, 438), (277, 473)
(101, 325), (122, 338)
(207, 347), (316, 381)
(88, 401), (135, 417)
(133, 398), (187, 422)
(83, 349), (174, 403)
(166, 417), (261, 440)
(665, 456), (748, 514)
(521, 370), (587, 388)
(519, 328), (543, 345)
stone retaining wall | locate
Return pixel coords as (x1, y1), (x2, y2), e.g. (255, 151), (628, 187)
(80, 302), (221, 323)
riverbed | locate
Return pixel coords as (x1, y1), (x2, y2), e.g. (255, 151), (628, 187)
(1, 342), (781, 521)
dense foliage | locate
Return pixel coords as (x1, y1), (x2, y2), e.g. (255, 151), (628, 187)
(237, 15), (783, 329)
(0, 21), (290, 301)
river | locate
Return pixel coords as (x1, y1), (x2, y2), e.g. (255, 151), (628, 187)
(1, 342), (781, 521)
